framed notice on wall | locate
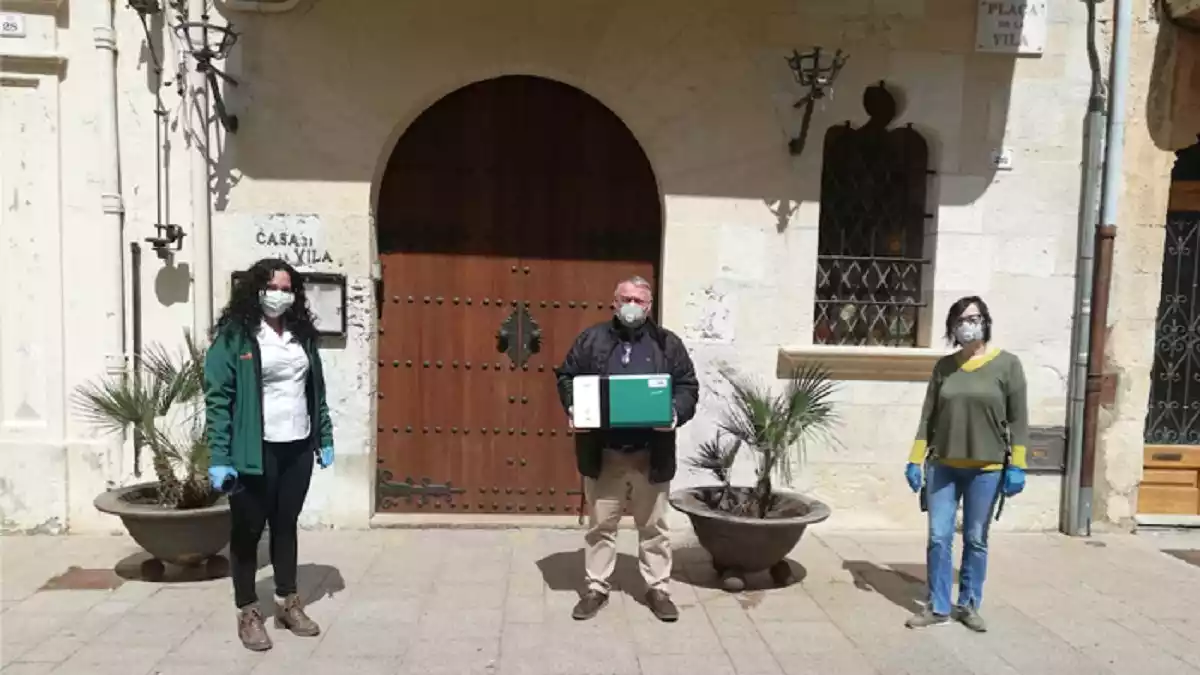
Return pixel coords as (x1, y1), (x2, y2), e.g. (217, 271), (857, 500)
(975, 0), (1047, 55)
(230, 271), (347, 338)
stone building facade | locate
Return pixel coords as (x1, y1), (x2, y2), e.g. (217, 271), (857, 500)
(0, 0), (1185, 533)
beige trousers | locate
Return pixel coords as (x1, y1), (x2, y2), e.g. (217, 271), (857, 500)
(583, 448), (671, 595)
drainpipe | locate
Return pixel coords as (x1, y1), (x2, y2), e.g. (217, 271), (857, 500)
(1063, 0), (1131, 536)
(188, 0), (214, 336)
(95, 2), (127, 378)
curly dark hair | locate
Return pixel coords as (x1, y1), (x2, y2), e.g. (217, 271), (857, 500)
(214, 258), (318, 344)
(943, 295), (992, 346)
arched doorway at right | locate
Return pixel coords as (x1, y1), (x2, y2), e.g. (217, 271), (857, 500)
(1141, 136), (1200, 517)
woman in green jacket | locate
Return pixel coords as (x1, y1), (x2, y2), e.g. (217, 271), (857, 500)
(903, 296), (1028, 632)
(204, 257), (334, 652)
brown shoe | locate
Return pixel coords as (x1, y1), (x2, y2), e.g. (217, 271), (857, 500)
(274, 593), (320, 636)
(645, 589), (679, 622)
(571, 590), (609, 620)
(238, 606), (272, 651)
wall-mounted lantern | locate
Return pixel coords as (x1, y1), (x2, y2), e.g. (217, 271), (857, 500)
(174, 11), (240, 133)
(786, 47), (849, 156)
(126, 0), (243, 260)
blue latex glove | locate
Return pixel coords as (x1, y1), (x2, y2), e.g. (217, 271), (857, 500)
(209, 466), (237, 492)
(317, 445), (334, 469)
(905, 463), (923, 493)
(1003, 466), (1026, 497)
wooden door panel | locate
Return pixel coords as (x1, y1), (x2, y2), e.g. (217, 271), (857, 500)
(377, 249), (523, 513)
(1138, 445), (1200, 515)
(1139, 485), (1200, 515)
(1142, 468), (1199, 486)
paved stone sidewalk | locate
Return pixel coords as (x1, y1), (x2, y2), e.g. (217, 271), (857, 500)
(2, 527), (1200, 674)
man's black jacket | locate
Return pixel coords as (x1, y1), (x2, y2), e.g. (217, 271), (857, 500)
(553, 318), (700, 484)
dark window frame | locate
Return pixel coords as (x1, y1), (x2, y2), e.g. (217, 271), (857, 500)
(812, 82), (932, 348)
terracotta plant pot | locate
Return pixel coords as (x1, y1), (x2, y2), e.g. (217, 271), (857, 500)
(94, 482), (231, 581)
(669, 486), (831, 591)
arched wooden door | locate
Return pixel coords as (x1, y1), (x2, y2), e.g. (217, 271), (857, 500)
(375, 75), (661, 516)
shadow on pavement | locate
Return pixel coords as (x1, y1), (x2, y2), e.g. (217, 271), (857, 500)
(842, 561), (930, 614)
(1163, 549), (1200, 569)
(675, 556), (809, 591)
(112, 535), (277, 584)
(253, 563), (346, 614)
(536, 549), (650, 607)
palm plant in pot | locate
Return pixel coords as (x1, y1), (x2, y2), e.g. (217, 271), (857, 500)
(74, 331), (230, 581)
(669, 363), (839, 591)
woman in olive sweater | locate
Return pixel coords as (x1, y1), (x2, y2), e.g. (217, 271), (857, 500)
(205, 258), (335, 651)
(904, 296), (1028, 632)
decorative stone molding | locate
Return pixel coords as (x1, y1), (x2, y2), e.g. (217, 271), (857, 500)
(0, 50), (67, 69)
(776, 345), (949, 382)
(1, 0), (66, 69)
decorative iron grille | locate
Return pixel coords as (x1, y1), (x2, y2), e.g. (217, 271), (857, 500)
(813, 82), (929, 347)
(1145, 137), (1200, 444)
(1145, 214), (1200, 443)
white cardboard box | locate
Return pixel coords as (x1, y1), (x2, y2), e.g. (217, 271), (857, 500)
(571, 375), (602, 429)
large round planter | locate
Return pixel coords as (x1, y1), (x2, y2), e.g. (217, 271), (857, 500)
(669, 486), (831, 589)
(94, 482), (231, 576)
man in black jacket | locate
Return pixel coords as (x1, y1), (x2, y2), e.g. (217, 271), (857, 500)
(554, 276), (699, 622)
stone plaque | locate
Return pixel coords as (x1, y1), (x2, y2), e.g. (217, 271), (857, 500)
(976, 0), (1047, 55)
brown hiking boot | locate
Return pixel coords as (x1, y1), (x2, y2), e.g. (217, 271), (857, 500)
(237, 606), (272, 651)
(274, 593), (320, 636)
(571, 590), (609, 620)
(645, 589), (679, 622)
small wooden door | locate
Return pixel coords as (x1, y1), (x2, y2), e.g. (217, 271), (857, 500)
(375, 76), (661, 515)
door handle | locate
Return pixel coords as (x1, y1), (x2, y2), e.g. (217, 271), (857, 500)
(375, 277), (384, 319)
(496, 304), (541, 367)
(527, 327), (542, 354)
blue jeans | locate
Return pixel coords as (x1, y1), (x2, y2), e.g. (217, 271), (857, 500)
(924, 463), (1002, 616)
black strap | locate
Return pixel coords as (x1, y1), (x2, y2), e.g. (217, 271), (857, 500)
(578, 476), (586, 525)
(994, 424), (1013, 522)
(919, 446), (932, 513)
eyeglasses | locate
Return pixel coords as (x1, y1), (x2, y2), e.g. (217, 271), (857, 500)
(958, 315), (984, 326)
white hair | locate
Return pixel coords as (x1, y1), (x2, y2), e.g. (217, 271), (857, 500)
(614, 275), (653, 299)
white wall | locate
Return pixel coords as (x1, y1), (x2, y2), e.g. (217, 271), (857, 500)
(0, 0), (1113, 532)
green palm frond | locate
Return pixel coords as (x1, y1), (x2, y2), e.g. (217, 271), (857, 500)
(687, 432), (741, 485)
(72, 372), (156, 436)
(702, 363), (839, 517)
(71, 330), (211, 508)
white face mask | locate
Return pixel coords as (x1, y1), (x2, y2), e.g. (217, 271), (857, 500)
(954, 322), (985, 345)
(616, 302), (647, 328)
(260, 289), (294, 319)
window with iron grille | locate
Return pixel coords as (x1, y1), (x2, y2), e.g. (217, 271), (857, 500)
(813, 83), (931, 347)
(1145, 138), (1200, 445)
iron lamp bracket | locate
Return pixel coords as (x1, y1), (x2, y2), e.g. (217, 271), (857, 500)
(145, 223), (186, 260)
(786, 47), (849, 156)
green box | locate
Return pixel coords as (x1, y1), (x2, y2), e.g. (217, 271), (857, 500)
(607, 374), (673, 428)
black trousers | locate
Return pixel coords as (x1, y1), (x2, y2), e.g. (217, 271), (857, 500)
(229, 439), (314, 608)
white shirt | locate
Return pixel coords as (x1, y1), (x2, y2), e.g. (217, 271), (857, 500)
(257, 321), (311, 443)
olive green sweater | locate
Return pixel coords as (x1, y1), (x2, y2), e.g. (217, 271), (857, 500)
(908, 348), (1029, 471)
